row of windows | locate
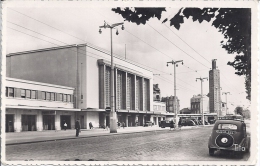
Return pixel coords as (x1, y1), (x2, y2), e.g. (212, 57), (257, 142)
(153, 105), (166, 111)
(6, 87), (73, 103)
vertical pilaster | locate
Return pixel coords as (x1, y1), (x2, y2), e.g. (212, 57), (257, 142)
(37, 110), (43, 131)
(99, 64), (106, 109)
(55, 112), (61, 130)
(14, 110), (21, 132)
(126, 115), (128, 127)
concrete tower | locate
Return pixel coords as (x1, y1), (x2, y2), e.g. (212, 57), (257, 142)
(209, 59), (221, 115)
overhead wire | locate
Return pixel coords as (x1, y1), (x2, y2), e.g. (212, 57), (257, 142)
(8, 11), (199, 90)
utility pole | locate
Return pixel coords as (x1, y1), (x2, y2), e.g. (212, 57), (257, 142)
(222, 92), (230, 115)
(196, 77), (208, 125)
(166, 60), (183, 128)
(99, 21), (125, 133)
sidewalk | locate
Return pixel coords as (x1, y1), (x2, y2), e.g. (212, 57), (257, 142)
(5, 125), (213, 145)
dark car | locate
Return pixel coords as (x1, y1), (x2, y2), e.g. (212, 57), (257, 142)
(160, 120), (175, 128)
(208, 116), (250, 156)
(181, 119), (196, 126)
(143, 121), (153, 127)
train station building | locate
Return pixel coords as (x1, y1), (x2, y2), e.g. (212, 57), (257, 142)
(5, 44), (168, 132)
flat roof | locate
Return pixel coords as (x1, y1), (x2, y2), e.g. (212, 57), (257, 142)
(7, 43), (153, 73)
(6, 77), (74, 90)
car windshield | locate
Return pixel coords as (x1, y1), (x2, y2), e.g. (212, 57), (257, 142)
(218, 123), (237, 130)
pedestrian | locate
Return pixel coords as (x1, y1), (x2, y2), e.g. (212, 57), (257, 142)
(117, 122), (121, 129)
(89, 122), (91, 129)
(75, 119), (80, 137)
(64, 122), (67, 131)
(178, 118), (182, 130)
(122, 122), (125, 129)
(170, 120), (174, 130)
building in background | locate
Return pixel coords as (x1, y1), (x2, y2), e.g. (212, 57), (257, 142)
(161, 96), (180, 114)
(180, 108), (191, 114)
(5, 44), (155, 132)
(190, 94), (209, 114)
(209, 59), (222, 115)
(153, 84), (160, 101)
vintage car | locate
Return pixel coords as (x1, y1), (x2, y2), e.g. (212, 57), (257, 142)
(160, 120), (175, 128)
(208, 116), (250, 156)
(143, 121), (153, 127)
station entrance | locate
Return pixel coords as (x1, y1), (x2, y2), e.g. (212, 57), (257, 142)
(60, 115), (71, 129)
(6, 114), (14, 132)
(21, 115), (36, 131)
(43, 115), (55, 130)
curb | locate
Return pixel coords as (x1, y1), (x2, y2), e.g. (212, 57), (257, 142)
(6, 125), (212, 146)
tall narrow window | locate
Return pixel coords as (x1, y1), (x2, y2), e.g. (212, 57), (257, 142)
(59, 93), (63, 101)
(42, 91), (46, 100)
(63, 94), (67, 102)
(8, 87), (14, 97)
(136, 78), (140, 110)
(31, 90), (36, 99)
(105, 68), (111, 107)
(143, 79), (148, 111)
(51, 92), (55, 101)
(117, 71), (123, 109)
(26, 89), (31, 99)
(127, 75), (132, 110)
(21, 89), (26, 98)
(46, 92), (50, 100)
(67, 94), (71, 102)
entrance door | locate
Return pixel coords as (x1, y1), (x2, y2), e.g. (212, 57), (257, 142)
(43, 115), (55, 130)
(153, 117), (157, 125)
(60, 115), (71, 129)
(6, 114), (14, 132)
(22, 115), (36, 131)
(80, 115), (84, 129)
(106, 116), (110, 127)
(128, 116), (131, 127)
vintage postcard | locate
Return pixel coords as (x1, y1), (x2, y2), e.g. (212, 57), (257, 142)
(1, 0), (258, 165)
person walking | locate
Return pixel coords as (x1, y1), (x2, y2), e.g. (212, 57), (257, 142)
(89, 122), (93, 129)
(75, 119), (80, 137)
(169, 120), (174, 131)
(178, 118), (182, 130)
(64, 122), (67, 131)
(122, 122), (125, 129)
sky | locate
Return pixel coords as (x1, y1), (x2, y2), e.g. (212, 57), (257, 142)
(4, 2), (252, 112)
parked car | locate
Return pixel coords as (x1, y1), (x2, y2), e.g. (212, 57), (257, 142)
(143, 121), (153, 127)
(181, 119), (196, 126)
(160, 120), (175, 128)
(208, 116), (250, 156)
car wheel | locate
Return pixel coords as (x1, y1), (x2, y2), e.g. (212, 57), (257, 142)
(209, 148), (215, 156)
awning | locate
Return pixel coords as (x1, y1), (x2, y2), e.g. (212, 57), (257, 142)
(6, 105), (81, 111)
(81, 108), (105, 112)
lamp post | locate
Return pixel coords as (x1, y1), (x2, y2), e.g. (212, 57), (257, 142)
(99, 21), (125, 133)
(196, 77), (208, 125)
(222, 92), (231, 115)
(166, 60), (183, 127)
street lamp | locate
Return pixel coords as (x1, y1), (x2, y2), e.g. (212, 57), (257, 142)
(166, 60), (183, 128)
(99, 21), (124, 133)
(222, 92), (231, 115)
(196, 77), (208, 125)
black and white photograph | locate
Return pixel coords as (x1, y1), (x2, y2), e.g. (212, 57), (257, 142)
(1, 1), (258, 165)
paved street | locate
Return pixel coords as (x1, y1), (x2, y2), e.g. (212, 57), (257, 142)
(6, 126), (250, 161)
